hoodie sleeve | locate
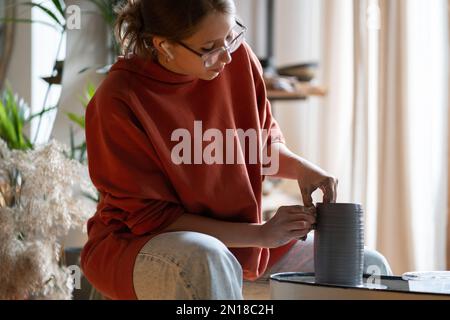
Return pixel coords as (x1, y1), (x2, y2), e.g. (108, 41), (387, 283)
(85, 91), (184, 236)
(245, 42), (287, 147)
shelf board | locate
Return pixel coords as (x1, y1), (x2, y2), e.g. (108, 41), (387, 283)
(267, 83), (327, 101)
(267, 90), (309, 100)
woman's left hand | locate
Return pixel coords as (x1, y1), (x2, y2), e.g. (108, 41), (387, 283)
(296, 159), (338, 207)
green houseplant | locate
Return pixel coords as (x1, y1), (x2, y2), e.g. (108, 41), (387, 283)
(1, 1), (67, 145)
(0, 86), (57, 151)
(0, 2), (111, 299)
(0, 87), (33, 150)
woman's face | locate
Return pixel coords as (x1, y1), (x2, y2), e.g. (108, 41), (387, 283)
(156, 12), (237, 81)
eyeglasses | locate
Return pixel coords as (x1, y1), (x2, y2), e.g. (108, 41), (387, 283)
(177, 20), (247, 68)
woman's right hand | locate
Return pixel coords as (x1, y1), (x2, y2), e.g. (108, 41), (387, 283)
(260, 205), (316, 248)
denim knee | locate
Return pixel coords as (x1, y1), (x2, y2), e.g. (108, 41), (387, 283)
(133, 232), (243, 300)
(179, 232), (243, 299)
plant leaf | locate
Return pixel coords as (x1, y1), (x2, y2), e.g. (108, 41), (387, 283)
(79, 142), (87, 163)
(0, 87), (33, 150)
(8, 93), (25, 147)
(51, 0), (66, 18)
(69, 126), (75, 159)
(21, 2), (64, 28)
(87, 83), (97, 99)
(66, 112), (85, 129)
(79, 83), (96, 109)
(22, 134), (33, 150)
(0, 100), (19, 149)
(26, 106), (58, 123)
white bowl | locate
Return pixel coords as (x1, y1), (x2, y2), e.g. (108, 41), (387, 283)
(402, 271), (450, 294)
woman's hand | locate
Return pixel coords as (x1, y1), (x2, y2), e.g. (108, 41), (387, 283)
(260, 205), (316, 248)
(268, 143), (338, 207)
(296, 159), (338, 207)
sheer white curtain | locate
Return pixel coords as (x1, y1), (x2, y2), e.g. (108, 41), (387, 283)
(448, 0), (450, 270)
(375, 0), (448, 273)
(273, 0), (448, 274)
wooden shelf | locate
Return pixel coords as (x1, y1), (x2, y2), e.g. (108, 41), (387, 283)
(267, 90), (309, 100)
(266, 79), (327, 101)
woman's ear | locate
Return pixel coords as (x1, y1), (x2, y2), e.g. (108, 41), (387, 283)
(153, 37), (174, 60)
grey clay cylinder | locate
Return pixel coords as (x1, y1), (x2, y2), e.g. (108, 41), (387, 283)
(314, 203), (365, 286)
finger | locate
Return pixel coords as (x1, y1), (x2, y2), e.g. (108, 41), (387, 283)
(321, 186), (331, 203)
(289, 206), (317, 218)
(328, 177), (337, 203)
(287, 205), (306, 212)
(287, 205), (304, 210)
(289, 213), (316, 224)
(290, 229), (310, 239)
(288, 206), (317, 215)
(319, 182), (331, 203)
(301, 187), (315, 207)
(304, 206), (317, 215)
(288, 213), (316, 224)
(332, 178), (338, 203)
(289, 221), (312, 231)
(320, 177), (337, 203)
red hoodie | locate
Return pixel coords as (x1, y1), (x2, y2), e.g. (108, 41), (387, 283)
(80, 42), (296, 300)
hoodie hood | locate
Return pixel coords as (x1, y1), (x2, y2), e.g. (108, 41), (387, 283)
(110, 54), (198, 85)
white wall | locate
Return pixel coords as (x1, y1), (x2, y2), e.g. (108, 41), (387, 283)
(234, 0), (269, 58)
(50, 0), (109, 148)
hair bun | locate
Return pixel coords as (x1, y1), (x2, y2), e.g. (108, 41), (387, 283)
(115, 0), (150, 57)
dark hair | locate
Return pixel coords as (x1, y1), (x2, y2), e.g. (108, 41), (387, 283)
(115, 0), (236, 58)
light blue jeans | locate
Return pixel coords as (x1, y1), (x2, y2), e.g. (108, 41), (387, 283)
(132, 231), (393, 300)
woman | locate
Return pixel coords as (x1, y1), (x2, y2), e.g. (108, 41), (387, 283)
(80, 0), (391, 300)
